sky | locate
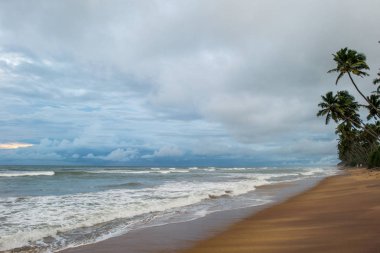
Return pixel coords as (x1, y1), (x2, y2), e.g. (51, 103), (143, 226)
(0, 0), (379, 166)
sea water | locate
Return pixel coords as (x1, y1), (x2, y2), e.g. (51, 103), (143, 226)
(0, 166), (337, 252)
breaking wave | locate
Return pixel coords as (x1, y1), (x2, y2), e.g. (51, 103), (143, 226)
(0, 171), (55, 177)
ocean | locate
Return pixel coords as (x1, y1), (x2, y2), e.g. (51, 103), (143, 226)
(0, 166), (337, 252)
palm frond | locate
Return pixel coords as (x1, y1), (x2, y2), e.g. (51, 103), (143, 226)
(335, 72), (344, 84)
(325, 113), (331, 125)
(374, 71), (380, 84)
(327, 68), (338, 73)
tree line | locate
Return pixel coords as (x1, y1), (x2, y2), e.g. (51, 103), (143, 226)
(317, 45), (380, 168)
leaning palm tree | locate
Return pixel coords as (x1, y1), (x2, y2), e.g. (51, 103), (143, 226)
(328, 48), (369, 97)
(337, 91), (379, 138)
(365, 94), (380, 120)
(327, 48), (380, 116)
(317, 91), (378, 139)
(336, 90), (361, 127)
(316, 91), (341, 125)
(336, 123), (369, 161)
(317, 91), (359, 127)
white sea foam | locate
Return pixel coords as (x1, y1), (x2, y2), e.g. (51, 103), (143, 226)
(0, 171), (55, 177)
(0, 176), (271, 251)
(221, 167), (250, 171)
(87, 169), (189, 175)
(300, 167), (337, 177)
(0, 166), (337, 251)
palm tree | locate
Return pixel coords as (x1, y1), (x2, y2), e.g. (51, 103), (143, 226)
(334, 110), (380, 166)
(327, 48), (378, 115)
(317, 91), (341, 125)
(317, 91), (360, 128)
(336, 90), (361, 127)
(336, 124), (368, 162)
(365, 94), (380, 120)
(317, 91), (378, 139)
(338, 91), (379, 138)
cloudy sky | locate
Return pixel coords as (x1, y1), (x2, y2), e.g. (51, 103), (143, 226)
(0, 0), (379, 166)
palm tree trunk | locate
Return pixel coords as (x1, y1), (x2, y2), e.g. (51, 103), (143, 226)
(340, 132), (376, 165)
(347, 142), (369, 161)
(358, 119), (379, 138)
(344, 116), (379, 140)
(339, 138), (368, 164)
(348, 72), (380, 117)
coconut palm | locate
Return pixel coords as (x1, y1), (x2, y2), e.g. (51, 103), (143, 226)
(327, 48), (375, 109)
(317, 91), (341, 125)
(365, 94), (380, 120)
(317, 91), (378, 139)
(336, 124), (368, 162)
(317, 91), (359, 127)
(335, 120), (380, 165)
(336, 90), (361, 127)
(320, 46), (380, 166)
(337, 91), (379, 138)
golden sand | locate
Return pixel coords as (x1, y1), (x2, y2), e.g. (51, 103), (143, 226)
(184, 169), (380, 253)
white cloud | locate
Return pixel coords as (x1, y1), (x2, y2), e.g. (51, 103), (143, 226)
(103, 148), (137, 161)
(85, 148), (137, 161)
(0, 50), (34, 67)
(143, 146), (184, 158)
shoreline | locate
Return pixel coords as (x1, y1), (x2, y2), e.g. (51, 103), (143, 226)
(184, 168), (380, 253)
(61, 175), (326, 253)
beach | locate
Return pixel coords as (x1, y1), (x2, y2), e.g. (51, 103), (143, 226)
(0, 166), (333, 252)
(184, 168), (380, 253)
(1, 2), (379, 253)
(61, 168), (380, 253)
(61, 176), (321, 253)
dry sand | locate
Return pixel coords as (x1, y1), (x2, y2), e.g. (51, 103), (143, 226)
(183, 168), (380, 253)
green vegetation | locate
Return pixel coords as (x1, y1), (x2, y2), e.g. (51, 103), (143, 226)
(368, 146), (380, 168)
(318, 45), (380, 168)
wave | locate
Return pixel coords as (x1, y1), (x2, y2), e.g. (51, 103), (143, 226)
(88, 170), (150, 174)
(299, 167), (337, 177)
(87, 169), (190, 174)
(0, 166), (338, 251)
(0, 175), (272, 251)
(208, 190), (233, 199)
(0, 171), (55, 177)
(221, 167), (248, 171)
(104, 182), (144, 189)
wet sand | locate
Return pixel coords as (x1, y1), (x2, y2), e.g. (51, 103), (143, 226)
(61, 169), (380, 253)
(184, 168), (380, 253)
(61, 177), (321, 253)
